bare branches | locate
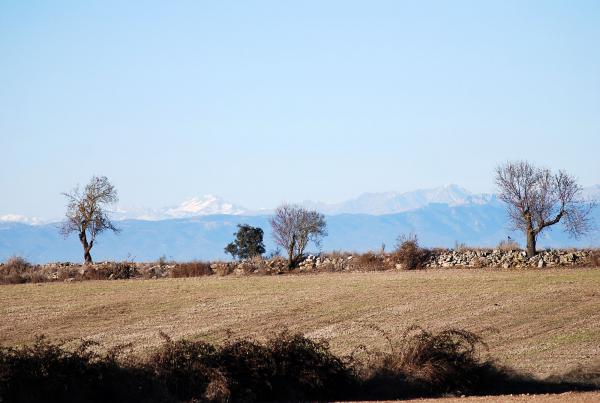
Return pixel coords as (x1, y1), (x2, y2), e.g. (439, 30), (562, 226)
(495, 161), (594, 256)
(270, 204), (327, 267)
(60, 176), (119, 263)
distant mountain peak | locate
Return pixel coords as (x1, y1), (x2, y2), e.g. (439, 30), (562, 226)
(0, 214), (46, 225)
(111, 195), (247, 221)
(164, 195), (246, 218)
(4, 184), (598, 224)
(301, 184), (490, 215)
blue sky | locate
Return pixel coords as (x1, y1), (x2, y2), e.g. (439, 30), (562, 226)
(1, 1), (599, 218)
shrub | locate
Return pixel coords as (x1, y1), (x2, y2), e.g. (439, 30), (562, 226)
(146, 332), (219, 401)
(0, 256), (35, 284)
(497, 239), (521, 251)
(1, 329), (597, 402)
(80, 262), (137, 281)
(393, 234), (431, 270)
(359, 326), (496, 399)
(454, 241), (468, 252)
(171, 261), (213, 278)
(350, 252), (387, 271)
(146, 330), (353, 401)
(0, 336), (162, 402)
(395, 327), (488, 392)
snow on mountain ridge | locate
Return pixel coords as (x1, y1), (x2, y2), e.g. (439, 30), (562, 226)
(302, 184), (494, 215)
(0, 214), (46, 225)
(112, 195), (247, 220)
(164, 195), (246, 217)
(4, 185), (598, 223)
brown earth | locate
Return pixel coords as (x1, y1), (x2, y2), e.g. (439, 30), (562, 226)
(1, 268), (599, 379)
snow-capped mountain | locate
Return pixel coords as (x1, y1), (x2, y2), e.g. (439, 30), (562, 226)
(3, 184), (597, 223)
(302, 184), (497, 215)
(164, 195), (246, 218)
(111, 195), (247, 221)
(3, 200), (599, 263)
(0, 214), (46, 225)
(2, 184), (598, 262)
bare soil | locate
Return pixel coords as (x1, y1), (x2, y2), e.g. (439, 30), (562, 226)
(1, 268), (599, 378)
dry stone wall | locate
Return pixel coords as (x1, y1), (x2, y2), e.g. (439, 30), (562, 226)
(424, 249), (592, 269)
(3, 249), (597, 284)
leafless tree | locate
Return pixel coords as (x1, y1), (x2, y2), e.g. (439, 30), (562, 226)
(270, 204), (327, 267)
(495, 161), (594, 257)
(60, 176), (120, 264)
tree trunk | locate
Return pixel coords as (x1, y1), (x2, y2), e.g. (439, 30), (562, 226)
(84, 247), (93, 264)
(287, 236), (296, 268)
(288, 246), (295, 268)
(79, 231), (93, 264)
(526, 229), (536, 258)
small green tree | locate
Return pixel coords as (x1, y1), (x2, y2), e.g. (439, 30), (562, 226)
(225, 224), (266, 260)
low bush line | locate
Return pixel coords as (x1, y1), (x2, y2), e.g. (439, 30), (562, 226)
(1, 327), (598, 402)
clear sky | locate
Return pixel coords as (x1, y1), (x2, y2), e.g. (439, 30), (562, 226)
(1, 0), (599, 219)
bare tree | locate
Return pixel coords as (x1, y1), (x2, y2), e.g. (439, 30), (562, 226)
(60, 176), (120, 264)
(270, 204), (327, 267)
(495, 161), (594, 257)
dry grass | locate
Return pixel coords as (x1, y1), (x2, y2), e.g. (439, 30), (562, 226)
(1, 269), (599, 378)
(171, 261), (213, 278)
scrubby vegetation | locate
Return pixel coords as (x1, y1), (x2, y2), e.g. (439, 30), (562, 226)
(393, 233), (431, 270)
(0, 258), (139, 285)
(171, 261), (213, 278)
(1, 328), (597, 402)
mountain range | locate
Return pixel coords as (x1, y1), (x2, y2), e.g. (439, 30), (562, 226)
(1, 185), (599, 263)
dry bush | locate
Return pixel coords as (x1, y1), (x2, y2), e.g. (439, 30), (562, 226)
(497, 239), (521, 251)
(171, 261), (213, 278)
(0, 336), (162, 402)
(80, 262), (137, 281)
(146, 330), (352, 402)
(350, 252), (387, 271)
(264, 331), (352, 400)
(0, 256), (36, 284)
(358, 327), (498, 399)
(146, 332), (219, 401)
(454, 241), (469, 252)
(1, 329), (598, 402)
(3, 256), (31, 271)
(393, 234), (431, 270)
(589, 249), (600, 268)
(394, 327), (488, 393)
